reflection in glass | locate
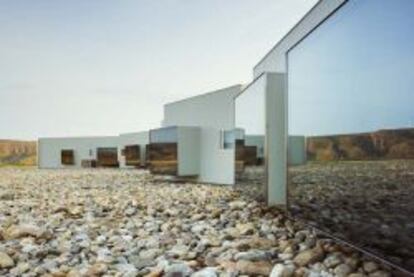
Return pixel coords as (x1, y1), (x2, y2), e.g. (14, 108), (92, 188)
(288, 0), (414, 272)
(235, 76), (266, 201)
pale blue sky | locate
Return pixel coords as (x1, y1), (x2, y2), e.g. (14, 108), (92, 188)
(0, 0), (316, 140)
(288, 0), (414, 136)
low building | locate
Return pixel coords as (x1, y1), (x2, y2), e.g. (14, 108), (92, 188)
(38, 136), (119, 169)
(148, 84), (244, 184)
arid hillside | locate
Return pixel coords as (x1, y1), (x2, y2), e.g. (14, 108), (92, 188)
(307, 128), (414, 161)
(0, 140), (37, 166)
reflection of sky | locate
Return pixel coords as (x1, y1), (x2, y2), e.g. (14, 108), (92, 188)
(288, 0), (414, 136)
(235, 75), (266, 135)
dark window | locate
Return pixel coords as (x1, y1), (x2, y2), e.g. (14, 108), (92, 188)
(96, 147), (119, 167)
(124, 145), (140, 166)
(61, 150), (74, 165)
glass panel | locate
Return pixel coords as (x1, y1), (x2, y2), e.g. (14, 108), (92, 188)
(287, 0), (414, 273)
(235, 75), (266, 201)
(223, 128), (244, 149)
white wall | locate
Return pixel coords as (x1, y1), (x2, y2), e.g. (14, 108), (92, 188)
(118, 131), (149, 168)
(38, 136), (119, 169)
(163, 84), (243, 185)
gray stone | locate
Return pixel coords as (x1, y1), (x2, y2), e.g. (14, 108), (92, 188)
(165, 263), (193, 277)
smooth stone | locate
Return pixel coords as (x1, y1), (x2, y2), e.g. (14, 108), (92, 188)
(270, 263), (295, 277)
(368, 271), (391, 277)
(235, 260), (273, 276)
(363, 261), (379, 273)
(86, 263), (108, 276)
(191, 267), (218, 277)
(293, 245), (325, 266)
(5, 224), (46, 239)
(234, 250), (270, 261)
(164, 263), (193, 277)
(0, 252), (14, 268)
(334, 263), (353, 277)
(115, 263), (138, 277)
(323, 253), (342, 268)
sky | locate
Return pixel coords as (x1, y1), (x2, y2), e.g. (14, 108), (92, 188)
(0, 0), (317, 140)
(288, 0), (414, 136)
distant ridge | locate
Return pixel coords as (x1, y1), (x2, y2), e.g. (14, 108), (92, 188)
(0, 140), (37, 166)
(307, 128), (414, 161)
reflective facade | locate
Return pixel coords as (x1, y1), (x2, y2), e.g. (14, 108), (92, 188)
(287, 0), (414, 272)
(235, 75), (266, 201)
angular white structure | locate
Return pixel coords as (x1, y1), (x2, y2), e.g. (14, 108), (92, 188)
(158, 84), (244, 184)
(148, 126), (201, 176)
(38, 136), (119, 169)
(234, 0), (348, 206)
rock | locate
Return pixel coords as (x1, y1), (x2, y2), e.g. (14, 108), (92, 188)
(4, 224), (46, 239)
(234, 250), (270, 261)
(334, 263), (353, 277)
(0, 192), (14, 200)
(145, 268), (163, 277)
(293, 245), (325, 266)
(323, 253), (342, 268)
(363, 261), (379, 273)
(270, 263), (295, 277)
(368, 271), (391, 277)
(236, 260), (273, 276)
(229, 201), (246, 210)
(115, 263), (138, 277)
(236, 223), (255, 236)
(164, 263), (193, 277)
(168, 244), (190, 258)
(125, 207), (137, 216)
(96, 248), (113, 263)
(192, 267), (218, 277)
(86, 263), (108, 276)
(349, 274), (367, 277)
(0, 252), (14, 268)
(278, 253), (294, 261)
(15, 262), (30, 274)
(139, 248), (161, 260)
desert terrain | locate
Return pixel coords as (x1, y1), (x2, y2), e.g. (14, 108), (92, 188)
(289, 160), (414, 273)
(0, 168), (394, 276)
(0, 140), (36, 166)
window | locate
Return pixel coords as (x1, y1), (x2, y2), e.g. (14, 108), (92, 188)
(61, 150), (74, 165)
(124, 145), (140, 166)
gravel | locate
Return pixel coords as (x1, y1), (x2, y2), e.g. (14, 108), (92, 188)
(0, 167), (394, 276)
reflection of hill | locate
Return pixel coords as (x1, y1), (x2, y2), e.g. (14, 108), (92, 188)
(307, 128), (414, 161)
(0, 140), (37, 166)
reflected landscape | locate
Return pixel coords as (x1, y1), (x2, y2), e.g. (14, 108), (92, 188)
(234, 75), (266, 202)
(288, 0), (414, 272)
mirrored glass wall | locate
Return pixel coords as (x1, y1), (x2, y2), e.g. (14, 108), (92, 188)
(287, 0), (414, 272)
(235, 76), (266, 201)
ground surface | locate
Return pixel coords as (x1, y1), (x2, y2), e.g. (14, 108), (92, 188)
(0, 168), (393, 276)
(289, 160), (414, 272)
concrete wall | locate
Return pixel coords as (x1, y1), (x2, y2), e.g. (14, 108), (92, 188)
(38, 136), (119, 169)
(118, 131), (149, 168)
(162, 84), (243, 185)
